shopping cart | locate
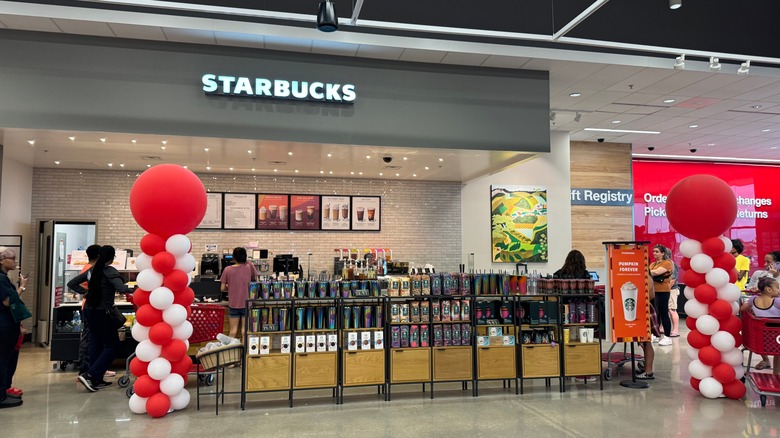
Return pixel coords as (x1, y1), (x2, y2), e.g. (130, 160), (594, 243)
(601, 343), (644, 381)
(742, 311), (780, 407)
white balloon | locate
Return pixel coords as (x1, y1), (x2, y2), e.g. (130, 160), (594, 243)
(150, 286), (175, 311)
(699, 377), (724, 399)
(680, 239), (703, 258)
(137, 268), (164, 291)
(128, 394), (148, 414)
(135, 253), (152, 272)
(683, 285), (695, 300)
(731, 301), (740, 316)
(131, 322), (150, 342)
(148, 357), (172, 380)
(696, 315), (720, 336)
(690, 254), (714, 274)
(684, 299), (709, 319)
(173, 320), (193, 340)
(721, 348), (745, 367)
(184, 339), (190, 351)
(170, 388), (191, 411)
(687, 346), (700, 361)
(719, 236), (733, 253)
(734, 364), (746, 380)
(163, 304), (188, 326)
(166, 234), (191, 257)
(136, 339), (162, 362)
(689, 359), (713, 380)
(705, 268), (730, 289)
(160, 373), (185, 396)
(711, 331), (736, 352)
(716, 283), (741, 303)
(174, 253), (196, 273)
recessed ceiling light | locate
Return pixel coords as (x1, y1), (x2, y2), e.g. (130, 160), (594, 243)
(160, 146), (166, 150)
(204, 148), (209, 152)
(251, 168), (255, 171)
(327, 153), (332, 158)
(707, 143), (715, 146)
(131, 139), (137, 144)
(206, 166), (211, 170)
(425, 166), (430, 170)
(611, 120), (621, 124)
(584, 128), (661, 134)
(762, 129), (771, 133)
(438, 158), (444, 162)
(183, 165), (187, 169)
(247, 150), (252, 154)
(229, 167), (234, 171)
(412, 173), (417, 177)
(663, 99), (675, 104)
(288, 152), (294, 156)
(569, 92), (582, 97)
(366, 155), (371, 159)
(752, 105), (762, 109)
(107, 163), (113, 167)
(689, 124), (699, 128)
(100, 138), (106, 143)
(273, 169), (278, 172)
(359, 171), (363, 175)
(27, 140), (35, 145)
(68, 136), (76, 141)
(403, 157), (408, 161)
(350, 171), (354, 175)
(379, 172), (383, 176)
(161, 140), (167, 145)
(119, 163), (125, 168)
(147, 164), (151, 168)
(294, 169), (299, 173)
(320, 170), (324, 174)
(771, 146), (779, 150)
(328, 171), (333, 174)
(54, 161), (60, 165)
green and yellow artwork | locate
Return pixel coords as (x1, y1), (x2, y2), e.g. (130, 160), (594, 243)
(491, 185), (548, 262)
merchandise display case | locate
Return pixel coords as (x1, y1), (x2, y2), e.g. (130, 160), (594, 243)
(560, 293), (604, 390)
(430, 295), (473, 397)
(474, 296), (518, 396)
(518, 295), (562, 393)
(386, 296), (432, 399)
(339, 297), (385, 403)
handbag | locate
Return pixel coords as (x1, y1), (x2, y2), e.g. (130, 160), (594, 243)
(9, 292), (32, 323)
(107, 306), (127, 330)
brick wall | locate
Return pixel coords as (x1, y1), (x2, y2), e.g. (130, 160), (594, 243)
(29, 169), (462, 293)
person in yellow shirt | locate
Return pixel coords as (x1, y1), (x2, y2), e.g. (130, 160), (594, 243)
(731, 239), (750, 291)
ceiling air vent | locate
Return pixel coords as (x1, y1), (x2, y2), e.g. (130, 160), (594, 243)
(383, 165), (402, 170)
(141, 156), (163, 161)
(269, 161), (287, 165)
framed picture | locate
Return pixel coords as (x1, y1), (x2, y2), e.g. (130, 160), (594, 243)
(351, 196), (381, 231)
(257, 194), (290, 230)
(223, 193), (257, 230)
(321, 195), (351, 230)
(290, 195), (321, 230)
(197, 192), (224, 229)
(490, 185), (548, 262)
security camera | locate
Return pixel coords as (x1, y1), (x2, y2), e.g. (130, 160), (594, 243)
(647, 146), (655, 151)
(597, 138), (605, 143)
(690, 148), (698, 153)
(382, 156), (392, 163)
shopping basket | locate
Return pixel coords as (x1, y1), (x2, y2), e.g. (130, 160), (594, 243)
(742, 311), (780, 407)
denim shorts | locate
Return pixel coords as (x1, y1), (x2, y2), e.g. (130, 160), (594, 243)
(228, 307), (246, 317)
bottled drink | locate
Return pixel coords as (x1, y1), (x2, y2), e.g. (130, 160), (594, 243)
(73, 310), (81, 330)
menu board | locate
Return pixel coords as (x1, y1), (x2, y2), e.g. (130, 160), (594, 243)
(224, 193), (257, 229)
(197, 192), (223, 229)
(290, 195), (321, 230)
(321, 195), (351, 230)
(257, 194), (289, 230)
(351, 196), (381, 231)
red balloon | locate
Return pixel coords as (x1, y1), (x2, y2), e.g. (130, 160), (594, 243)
(133, 289), (151, 307)
(733, 333), (743, 348)
(680, 257), (691, 271)
(174, 287), (195, 307)
(710, 299), (732, 320)
(666, 175), (737, 241)
(690, 377), (701, 392)
(146, 392), (171, 418)
(162, 339), (188, 362)
(133, 375), (160, 398)
(152, 252), (176, 275)
(148, 322), (174, 345)
(170, 355), (193, 376)
(712, 363), (736, 384)
(720, 315), (741, 337)
(701, 237), (726, 257)
(129, 164), (207, 238)
(698, 345), (722, 366)
(129, 357), (149, 377)
(186, 305), (192, 319)
(683, 270), (706, 288)
(687, 330), (711, 349)
(728, 269), (738, 284)
(136, 304), (163, 326)
(140, 234), (167, 256)
(723, 380), (746, 399)
(693, 284), (717, 304)
(713, 252), (737, 272)
(164, 270), (189, 292)
(685, 316), (697, 331)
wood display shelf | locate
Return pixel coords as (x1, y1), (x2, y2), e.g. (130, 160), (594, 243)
(389, 348), (431, 383)
(476, 346), (516, 380)
(342, 350), (385, 386)
(520, 344), (560, 378)
(432, 346), (473, 381)
(294, 351), (337, 388)
(563, 342), (601, 376)
(245, 353), (291, 391)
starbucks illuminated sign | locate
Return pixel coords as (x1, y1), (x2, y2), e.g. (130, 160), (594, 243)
(201, 74), (356, 103)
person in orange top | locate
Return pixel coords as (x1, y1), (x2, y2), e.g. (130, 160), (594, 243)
(77, 245), (101, 376)
(650, 244), (674, 347)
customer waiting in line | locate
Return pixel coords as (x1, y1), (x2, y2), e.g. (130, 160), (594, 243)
(553, 249), (590, 279)
(77, 244), (101, 377)
(0, 247), (27, 408)
(67, 246), (128, 392)
(740, 276), (780, 374)
(743, 251), (780, 370)
(221, 247), (259, 341)
(664, 247), (680, 338)
(731, 239), (751, 292)
(650, 244), (674, 346)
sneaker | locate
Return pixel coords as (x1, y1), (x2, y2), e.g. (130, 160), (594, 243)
(575, 376), (597, 382)
(104, 371), (116, 378)
(0, 397), (23, 408)
(78, 374), (97, 392)
(93, 380), (113, 390)
(652, 335), (660, 343)
(658, 337), (673, 346)
(635, 372), (655, 380)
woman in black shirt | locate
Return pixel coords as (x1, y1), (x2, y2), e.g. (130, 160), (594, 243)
(554, 250), (591, 279)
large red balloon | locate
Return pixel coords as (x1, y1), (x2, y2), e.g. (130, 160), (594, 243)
(712, 363), (736, 384)
(146, 392), (171, 418)
(149, 322), (174, 345)
(722, 380), (746, 399)
(701, 237), (725, 257)
(733, 333), (743, 348)
(698, 345), (721, 366)
(690, 377), (701, 392)
(720, 315), (741, 337)
(685, 316), (697, 331)
(164, 270), (189, 292)
(680, 257), (691, 271)
(709, 299), (732, 320)
(152, 252), (176, 275)
(174, 287), (195, 307)
(728, 269), (738, 284)
(129, 164), (207, 238)
(133, 289), (151, 307)
(170, 355), (193, 376)
(687, 330), (711, 349)
(136, 304), (163, 326)
(683, 270), (706, 288)
(129, 357), (149, 377)
(713, 253), (737, 272)
(140, 234), (167, 256)
(162, 339), (188, 362)
(133, 375), (160, 398)
(666, 175), (737, 241)
(693, 284), (717, 304)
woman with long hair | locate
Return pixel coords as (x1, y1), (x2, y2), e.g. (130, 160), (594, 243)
(68, 245), (127, 392)
(650, 244), (674, 346)
(553, 249), (590, 279)
(0, 247), (26, 408)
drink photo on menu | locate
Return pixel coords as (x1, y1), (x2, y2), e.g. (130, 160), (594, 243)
(257, 194), (290, 230)
(351, 196), (381, 231)
(321, 195), (351, 230)
(290, 195), (321, 230)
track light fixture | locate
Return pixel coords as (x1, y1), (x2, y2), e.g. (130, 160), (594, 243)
(737, 60), (750, 75)
(317, 0), (338, 32)
(709, 56), (721, 71)
(673, 54), (685, 70)
(669, 0), (682, 9)
(574, 112), (582, 122)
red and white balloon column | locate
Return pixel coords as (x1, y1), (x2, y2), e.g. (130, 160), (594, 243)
(665, 175), (746, 400)
(126, 164), (207, 418)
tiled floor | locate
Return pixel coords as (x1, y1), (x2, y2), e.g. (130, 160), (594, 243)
(4, 326), (779, 437)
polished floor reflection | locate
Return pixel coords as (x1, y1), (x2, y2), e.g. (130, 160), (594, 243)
(6, 325), (779, 438)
